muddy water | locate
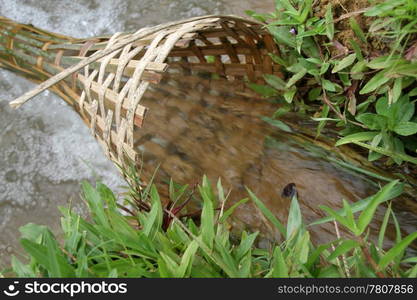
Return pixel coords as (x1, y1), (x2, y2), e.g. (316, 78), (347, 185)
(0, 0), (275, 266)
(137, 73), (417, 246)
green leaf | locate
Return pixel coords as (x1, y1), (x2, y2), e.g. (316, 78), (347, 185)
(293, 231), (310, 264)
(310, 181), (403, 226)
(44, 230), (71, 277)
(273, 104), (291, 118)
(142, 185), (163, 238)
(19, 223), (47, 243)
(368, 133), (383, 161)
(177, 240), (199, 277)
(338, 72), (351, 87)
(356, 113), (387, 130)
(308, 87), (322, 101)
(247, 188), (286, 237)
(375, 96), (389, 116)
(322, 79), (336, 92)
(261, 116), (293, 132)
(235, 232), (258, 262)
(365, 1), (403, 16)
(316, 104), (330, 137)
(268, 25), (296, 48)
(407, 264), (417, 278)
(11, 256), (35, 277)
(393, 137), (405, 165)
(391, 78), (402, 104)
(332, 53), (356, 73)
(298, 0), (313, 24)
(264, 74), (287, 91)
(320, 62), (330, 75)
(82, 181), (109, 228)
(268, 53), (288, 67)
(244, 10), (268, 22)
(286, 68), (307, 88)
(284, 88), (297, 103)
(277, 0), (298, 14)
(367, 55), (400, 70)
(402, 257), (417, 264)
(351, 60), (367, 74)
(200, 176), (215, 249)
(376, 95), (414, 127)
(286, 193), (303, 239)
(379, 232), (417, 270)
(325, 4), (334, 40)
(271, 246), (288, 278)
(342, 199), (357, 232)
(21, 234), (75, 277)
(327, 240), (359, 261)
(357, 180), (399, 235)
(354, 141), (417, 164)
(350, 39), (363, 61)
(359, 70), (391, 94)
(393, 122), (417, 136)
(409, 87), (417, 97)
(318, 265), (341, 277)
(336, 131), (379, 146)
(397, 96), (415, 123)
(392, 62), (417, 77)
(378, 203), (392, 250)
(97, 182), (117, 211)
(305, 241), (334, 269)
(349, 18), (366, 43)
(319, 205), (352, 230)
(247, 83), (278, 97)
(219, 198), (249, 223)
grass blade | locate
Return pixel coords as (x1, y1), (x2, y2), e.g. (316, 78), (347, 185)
(286, 193), (303, 238)
(379, 232), (417, 270)
(327, 240), (359, 261)
(247, 188), (286, 237)
(357, 180), (399, 234)
(271, 246), (289, 278)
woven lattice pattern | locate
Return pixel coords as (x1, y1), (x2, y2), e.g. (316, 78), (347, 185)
(1, 15), (281, 172)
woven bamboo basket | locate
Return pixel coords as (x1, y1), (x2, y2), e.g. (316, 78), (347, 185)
(0, 15), (282, 177)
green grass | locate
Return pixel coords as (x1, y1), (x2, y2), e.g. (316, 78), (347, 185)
(3, 172), (417, 278)
(246, 0), (417, 166)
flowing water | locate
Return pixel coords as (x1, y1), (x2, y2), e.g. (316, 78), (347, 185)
(0, 0), (416, 266)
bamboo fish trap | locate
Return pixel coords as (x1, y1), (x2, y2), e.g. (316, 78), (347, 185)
(0, 15), (281, 176)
